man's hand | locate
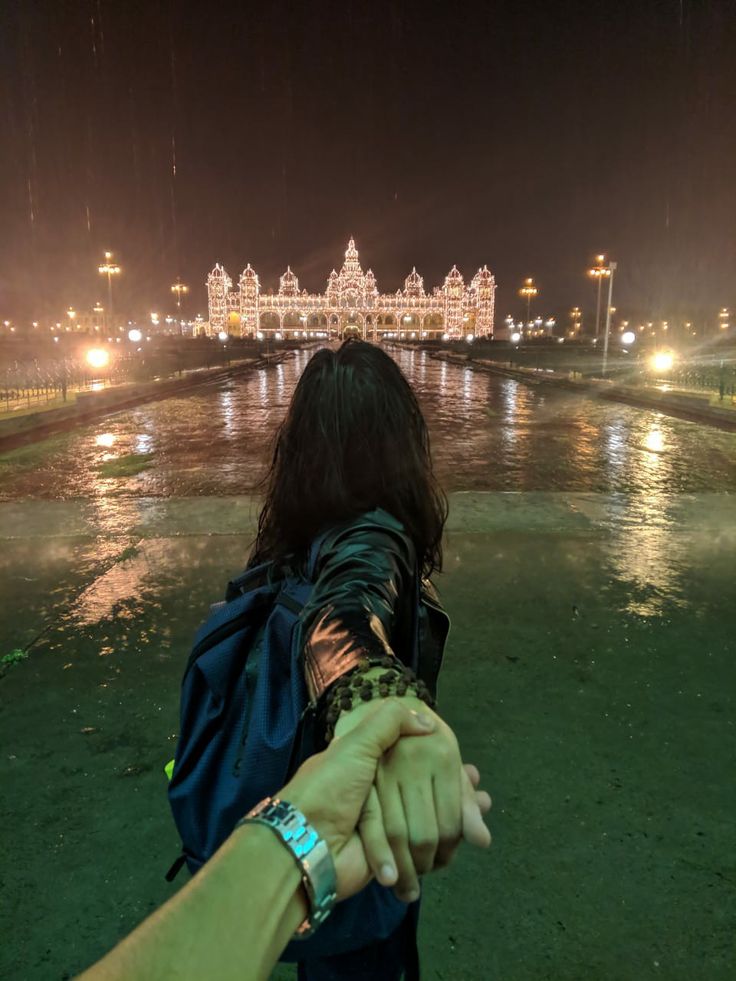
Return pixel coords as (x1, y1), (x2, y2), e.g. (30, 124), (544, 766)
(280, 699), (438, 899)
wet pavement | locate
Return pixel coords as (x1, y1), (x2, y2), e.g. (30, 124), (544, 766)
(1, 347), (734, 979)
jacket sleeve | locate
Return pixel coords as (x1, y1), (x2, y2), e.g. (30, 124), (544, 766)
(298, 515), (417, 703)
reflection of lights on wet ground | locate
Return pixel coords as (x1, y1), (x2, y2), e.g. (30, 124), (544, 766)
(605, 420), (625, 451)
(603, 419), (627, 476)
(501, 381), (518, 419)
(95, 433), (115, 448)
(644, 429), (665, 454)
(219, 388), (236, 436)
(417, 351), (427, 384)
(608, 493), (683, 617)
(463, 367), (473, 401)
(135, 433), (153, 454)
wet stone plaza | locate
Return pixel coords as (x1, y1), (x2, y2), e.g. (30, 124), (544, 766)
(1, 347), (734, 979)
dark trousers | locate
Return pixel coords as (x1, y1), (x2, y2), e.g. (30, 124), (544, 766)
(296, 900), (420, 981)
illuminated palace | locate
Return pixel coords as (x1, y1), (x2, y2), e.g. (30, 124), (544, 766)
(206, 238), (496, 340)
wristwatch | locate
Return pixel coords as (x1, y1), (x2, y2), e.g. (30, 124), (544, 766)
(236, 797), (337, 938)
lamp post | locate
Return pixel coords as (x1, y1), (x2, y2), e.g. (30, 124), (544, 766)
(570, 306), (582, 338)
(98, 251), (121, 326)
(171, 279), (189, 335)
(93, 302), (104, 334)
(588, 254), (611, 339)
(601, 260), (617, 376)
(519, 278), (538, 331)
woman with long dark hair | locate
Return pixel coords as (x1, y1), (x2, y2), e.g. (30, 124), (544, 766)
(247, 339), (487, 979)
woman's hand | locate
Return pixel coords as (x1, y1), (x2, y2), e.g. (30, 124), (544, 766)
(280, 698), (438, 900)
(334, 695), (492, 903)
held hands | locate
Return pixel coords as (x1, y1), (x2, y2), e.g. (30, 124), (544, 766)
(281, 699), (491, 901)
(332, 696), (491, 901)
(356, 703), (491, 902)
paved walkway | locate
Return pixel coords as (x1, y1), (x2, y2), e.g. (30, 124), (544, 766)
(1, 492), (734, 980)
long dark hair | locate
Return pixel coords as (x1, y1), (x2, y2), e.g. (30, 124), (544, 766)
(251, 340), (447, 577)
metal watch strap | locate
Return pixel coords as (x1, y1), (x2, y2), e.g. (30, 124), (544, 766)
(235, 797), (337, 938)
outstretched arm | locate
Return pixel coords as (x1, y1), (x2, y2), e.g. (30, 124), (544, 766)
(78, 703), (489, 981)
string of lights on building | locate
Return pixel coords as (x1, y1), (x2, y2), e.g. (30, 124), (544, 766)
(206, 238), (496, 340)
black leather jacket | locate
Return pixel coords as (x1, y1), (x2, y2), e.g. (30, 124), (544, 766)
(298, 508), (450, 706)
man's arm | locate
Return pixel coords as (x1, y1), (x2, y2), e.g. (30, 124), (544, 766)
(77, 703), (487, 981)
(78, 823), (307, 981)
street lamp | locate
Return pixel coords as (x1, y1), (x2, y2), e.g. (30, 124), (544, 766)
(86, 347), (110, 370)
(650, 350), (675, 374)
(171, 279), (189, 335)
(599, 258), (618, 375)
(98, 251), (121, 324)
(519, 278), (538, 325)
(588, 254), (611, 339)
(92, 302), (104, 334)
(719, 308), (730, 332)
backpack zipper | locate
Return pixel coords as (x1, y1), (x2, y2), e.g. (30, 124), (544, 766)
(232, 630), (264, 776)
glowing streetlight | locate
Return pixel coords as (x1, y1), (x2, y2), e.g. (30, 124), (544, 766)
(570, 307), (582, 335)
(621, 331), (636, 346)
(86, 348), (110, 369)
(66, 307), (76, 323)
(587, 254), (612, 339)
(518, 278), (538, 324)
(510, 331), (521, 344)
(98, 251), (121, 322)
(586, 255), (618, 374)
(128, 328), (143, 343)
(218, 330), (228, 342)
(719, 308), (730, 331)
(171, 279), (189, 333)
(171, 278), (189, 311)
(651, 350), (675, 373)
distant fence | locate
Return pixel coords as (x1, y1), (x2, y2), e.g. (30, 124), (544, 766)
(428, 340), (736, 400)
(0, 346), (245, 415)
(665, 363), (736, 401)
(0, 359), (108, 413)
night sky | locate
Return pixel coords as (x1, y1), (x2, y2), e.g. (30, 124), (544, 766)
(1, 0), (735, 325)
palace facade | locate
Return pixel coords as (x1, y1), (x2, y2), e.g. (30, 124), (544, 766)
(206, 238), (496, 340)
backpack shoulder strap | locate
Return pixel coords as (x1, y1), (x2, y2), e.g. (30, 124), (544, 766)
(225, 560), (279, 602)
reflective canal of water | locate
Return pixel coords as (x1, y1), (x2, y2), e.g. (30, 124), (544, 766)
(1, 346), (735, 501)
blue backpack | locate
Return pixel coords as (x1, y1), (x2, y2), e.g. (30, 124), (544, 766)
(166, 527), (419, 961)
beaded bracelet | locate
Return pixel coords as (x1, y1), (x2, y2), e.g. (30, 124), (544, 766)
(323, 655), (436, 743)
